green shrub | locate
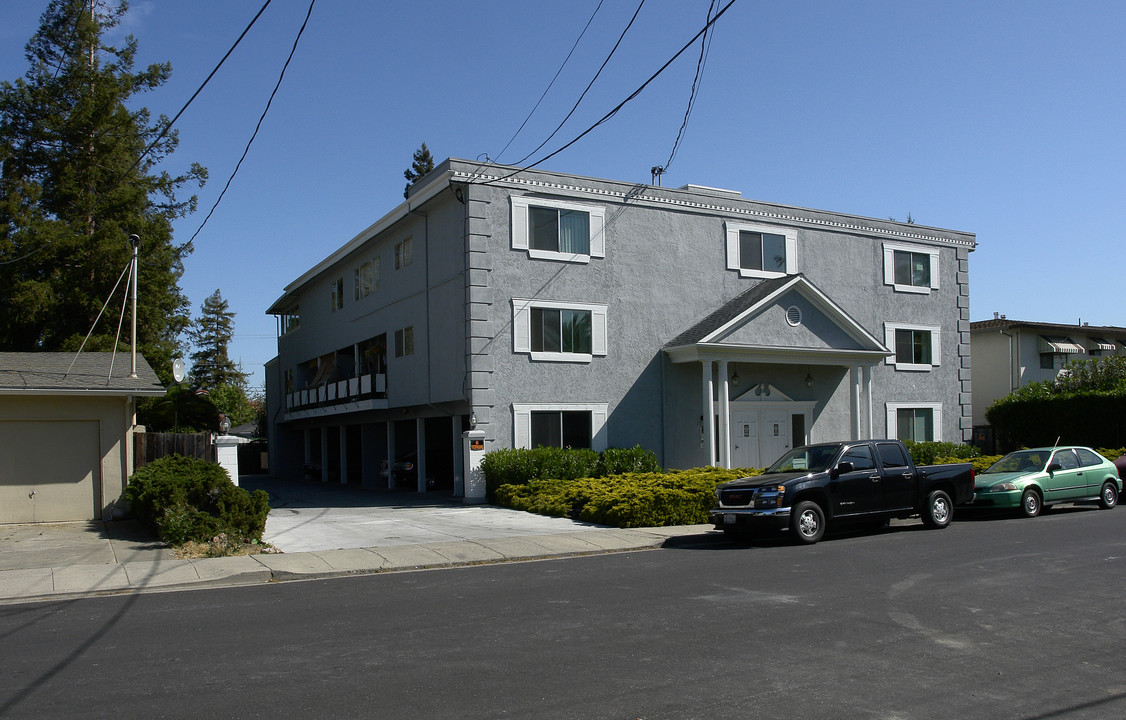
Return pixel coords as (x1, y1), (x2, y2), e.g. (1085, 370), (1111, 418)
(904, 440), (979, 465)
(596, 445), (661, 476)
(481, 447), (600, 502)
(124, 454), (270, 545)
(934, 454), (1000, 474)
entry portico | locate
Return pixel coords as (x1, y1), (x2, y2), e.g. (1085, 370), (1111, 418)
(664, 275), (891, 469)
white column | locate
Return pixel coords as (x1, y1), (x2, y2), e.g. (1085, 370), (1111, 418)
(385, 421), (396, 489)
(361, 423), (377, 487)
(320, 426), (330, 482)
(453, 417), (465, 497)
(849, 367), (860, 440)
(864, 365), (873, 439)
(702, 361), (716, 466)
(339, 424), (348, 485)
(303, 428), (312, 467)
(718, 359), (731, 469)
(416, 417), (427, 493)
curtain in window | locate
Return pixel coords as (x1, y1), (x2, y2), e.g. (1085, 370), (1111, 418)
(897, 409), (933, 442)
(558, 210), (590, 254)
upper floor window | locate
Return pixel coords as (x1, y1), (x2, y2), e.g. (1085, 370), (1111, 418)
(1087, 337), (1117, 357)
(354, 258), (379, 300)
(511, 196), (606, 263)
(885, 323), (941, 371)
(887, 402), (942, 442)
(724, 221), (797, 279)
(395, 237), (413, 270)
(394, 326), (414, 357)
(330, 278), (343, 311)
(883, 242), (939, 294)
(280, 306), (300, 335)
(512, 298), (608, 362)
(1038, 335), (1081, 369)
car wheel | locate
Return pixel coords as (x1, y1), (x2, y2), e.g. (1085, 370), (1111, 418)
(790, 501), (825, 544)
(1098, 481), (1119, 510)
(1019, 488), (1041, 518)
(921, 490), (953, 529)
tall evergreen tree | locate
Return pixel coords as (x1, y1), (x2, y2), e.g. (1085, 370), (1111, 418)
(0, 0), (206, 379)
(188, 289), (246, 391)
(403, 142), (434, 198)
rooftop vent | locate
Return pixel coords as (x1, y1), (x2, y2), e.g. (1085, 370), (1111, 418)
(678, 183), (743, 199)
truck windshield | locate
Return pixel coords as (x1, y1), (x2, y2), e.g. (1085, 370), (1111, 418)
(765, 444), (842, 474)
(984, 450), (1048, 474)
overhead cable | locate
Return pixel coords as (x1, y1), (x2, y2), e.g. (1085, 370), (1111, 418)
(662, 0), (716, 173)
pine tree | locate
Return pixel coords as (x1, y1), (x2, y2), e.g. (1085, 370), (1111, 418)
(0, 1), (206, 379)
(188, 289), (247, 391)
(403, 142), (434, 198)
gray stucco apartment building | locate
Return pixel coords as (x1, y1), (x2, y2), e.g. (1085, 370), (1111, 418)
(264, 159), (975, 492)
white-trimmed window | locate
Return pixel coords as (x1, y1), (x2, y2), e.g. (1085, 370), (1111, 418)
(511, 196), (606, 263)
(512, 298), (608, 362)
(884, 323), (941, 371)
(394, 326), (414, 357)
(354, 257), (379, 300)
(724, 221), (797, 279)
(280, 306), (300, 335)
(883, 242), (939, 294)
(512, 402), (609, 451)
(887, 402), (942, 442)
(395, 237), (413, 269)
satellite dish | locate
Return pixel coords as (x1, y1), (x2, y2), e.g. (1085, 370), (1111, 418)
(172, 358), (186, 383)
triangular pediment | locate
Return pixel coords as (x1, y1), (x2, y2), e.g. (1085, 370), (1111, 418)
(714, 288), (870, 351)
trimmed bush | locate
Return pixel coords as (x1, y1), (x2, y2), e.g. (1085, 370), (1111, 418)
(480, 447), (600, 502)
(935, 454), (1000, 474)
(904, 440), (979, 466)
(124, 454), (270, 546)
(596, 445), (661, 476)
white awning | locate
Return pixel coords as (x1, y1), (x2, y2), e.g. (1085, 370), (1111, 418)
(1039, 335), (1084, 354)
(1090, 338), (1118, 352)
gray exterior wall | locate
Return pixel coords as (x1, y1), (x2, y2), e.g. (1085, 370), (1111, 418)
(266, 159), (975, 480)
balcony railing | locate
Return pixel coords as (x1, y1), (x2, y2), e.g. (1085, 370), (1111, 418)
(286, 373), (386, 412)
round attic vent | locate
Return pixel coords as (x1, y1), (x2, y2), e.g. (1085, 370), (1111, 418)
(786, 305), (803, 327)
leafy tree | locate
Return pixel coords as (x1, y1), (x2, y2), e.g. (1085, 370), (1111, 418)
(0, 0), (206, 380)
(209, 383), (256, 428)
(188, 289), (247, 390)
(403, 142), (434, 198)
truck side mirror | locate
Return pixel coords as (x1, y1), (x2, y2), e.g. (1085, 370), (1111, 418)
(835, 461), (854, 475)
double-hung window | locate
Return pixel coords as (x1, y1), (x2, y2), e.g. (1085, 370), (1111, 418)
(512, 402), (609, 451)
(724, 221), (797, 279)
(330, 278), (343, 311)
(511, 196), (606, 262)
(354, 258), (378, 300)
(394, 326), (414, 357)
(512, 299), (608, 362)
(395, 237), (413, 270)
(883, 242), (940, 294)
(886, 403), (942, 442)
(885, 323), (941, 371)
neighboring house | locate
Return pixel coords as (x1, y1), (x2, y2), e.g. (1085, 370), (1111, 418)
(0, 352), (165, 523)
(264, 159), (975, 491)
(970, 316), (1126, 446)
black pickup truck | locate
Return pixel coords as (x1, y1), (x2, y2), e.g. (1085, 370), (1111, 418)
(709, 439), (976, 544)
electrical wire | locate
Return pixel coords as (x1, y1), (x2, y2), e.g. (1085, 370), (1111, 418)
(475, 0), (738, 187)
(493, 0), (606, 164)
(508, 0), (646, 168)
(662, 0), (716, 173)
(188, 0), (315, 245)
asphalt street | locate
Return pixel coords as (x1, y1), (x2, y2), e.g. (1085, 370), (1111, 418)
(1, 503), (1124, 719)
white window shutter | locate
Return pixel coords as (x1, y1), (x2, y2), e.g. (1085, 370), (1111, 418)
(885, 325), (896, 365)
(785, 233), (798, 273)
(592, 306), (608, 356)
(724, 223), (739, 270)
(514, 408), (531, 449)
(931, 330), (941, 366)
(883, 247), (896, 286)
(591, 407), (608, 451)
(512, 299), (531, 353)
(511, 198), (529, 250)
(589, 207), (606, 258)
(932, 406), (943, 441)
(929, 252), (940, 289)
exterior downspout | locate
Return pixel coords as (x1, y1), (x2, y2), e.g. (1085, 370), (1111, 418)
(999, 328), (1015, 392)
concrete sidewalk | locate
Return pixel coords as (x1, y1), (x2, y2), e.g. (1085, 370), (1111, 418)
(0, 476), (716, 605)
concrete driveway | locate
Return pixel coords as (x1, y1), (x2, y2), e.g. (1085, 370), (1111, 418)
(242, 476), (605, 553)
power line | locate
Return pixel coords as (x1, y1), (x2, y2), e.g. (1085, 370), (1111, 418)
(493, 0), (606, 164)
(189, 0), (316, 245)
(475, 0), (738, 187)
(661, 0), (716, 174)
(508, 0), (646, 168)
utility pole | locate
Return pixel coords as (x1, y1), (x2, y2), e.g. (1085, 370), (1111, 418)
(130, 233), (139, 378)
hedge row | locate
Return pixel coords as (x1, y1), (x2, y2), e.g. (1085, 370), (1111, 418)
(987, 394), (1126, 451)
(480, 445), (660, 502)
(124, 454), (270, 546)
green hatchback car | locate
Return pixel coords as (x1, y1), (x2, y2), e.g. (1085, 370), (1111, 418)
(968, 446), (1122, 517)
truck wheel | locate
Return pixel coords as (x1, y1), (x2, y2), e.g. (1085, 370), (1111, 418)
(1019, 488), (1041, 518)
(921, 490), (953, 529)
(790, 501), (825, 544)
(1098, 481), (1119, 510)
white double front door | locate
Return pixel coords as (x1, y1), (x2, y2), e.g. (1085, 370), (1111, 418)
(730, 408), (799, 469)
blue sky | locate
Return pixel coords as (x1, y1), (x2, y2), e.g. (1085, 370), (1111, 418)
(2, 1), (1124, 393)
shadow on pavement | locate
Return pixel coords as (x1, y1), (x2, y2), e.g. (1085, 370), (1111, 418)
(241, 475), (463, 511)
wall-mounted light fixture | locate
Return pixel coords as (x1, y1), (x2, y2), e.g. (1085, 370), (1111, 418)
(805, 372), (813, 388)
(730, 370), (740, 386)
(469, 412), (478, 430)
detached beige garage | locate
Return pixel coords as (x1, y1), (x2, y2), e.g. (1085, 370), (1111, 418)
(0, 352), (164, 523)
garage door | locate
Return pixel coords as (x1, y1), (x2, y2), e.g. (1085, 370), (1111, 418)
(0, 420), (100, 523)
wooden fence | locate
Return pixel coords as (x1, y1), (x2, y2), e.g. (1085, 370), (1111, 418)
(133, 432), (216, 470)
